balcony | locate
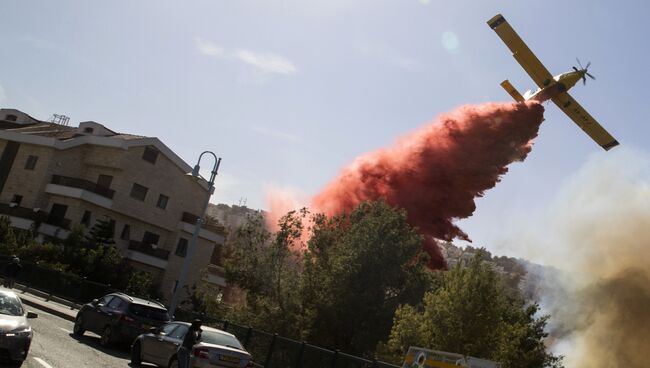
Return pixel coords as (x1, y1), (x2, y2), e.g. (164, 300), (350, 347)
(46, 175), (114, 209)
(0, 203), (71, 230)
(51, 175), (115, 199)
(204, 264), (227, 287)
(181, 212), (226, 236)
(0, 203), (71, 239)
(125, 240), (169, 270)
(128, 240), (170, 260)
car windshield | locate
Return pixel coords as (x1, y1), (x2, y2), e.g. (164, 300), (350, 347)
(0, 294), (23, 316)
(128, 304), (169, 321)
(200, 330), (243, 350)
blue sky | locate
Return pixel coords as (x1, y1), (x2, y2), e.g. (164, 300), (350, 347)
(1, 1), (647, 255)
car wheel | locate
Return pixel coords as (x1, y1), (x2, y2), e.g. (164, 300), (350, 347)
(130, 341), (142, 365)
(168, 357), (179, 368)
(73, 315), (85, 336)
(9, 360), (23, 367)
(100, 326), (113, 347)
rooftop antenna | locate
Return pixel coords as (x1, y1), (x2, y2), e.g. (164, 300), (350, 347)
(50, 114), (70, 126)
(238, 197), (247, 207)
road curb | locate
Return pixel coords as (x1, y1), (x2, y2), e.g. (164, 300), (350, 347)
(21, 295), (76, 322)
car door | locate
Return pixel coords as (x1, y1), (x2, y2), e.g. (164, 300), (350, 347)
(166, 324), (189, 361)
(96, 296), (124, 331)
(84, 295), (114, 333)
(143, 323), (180, 367)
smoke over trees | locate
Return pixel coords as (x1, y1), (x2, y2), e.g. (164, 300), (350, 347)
(224, 202), (561, 366)
(380, 251), (563, 368)
(309, 101), (545, 269)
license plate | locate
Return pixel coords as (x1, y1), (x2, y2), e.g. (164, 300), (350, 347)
(219, 355), (240, 364)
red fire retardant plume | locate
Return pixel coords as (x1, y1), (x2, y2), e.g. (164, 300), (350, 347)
(311, 101), (545, 269)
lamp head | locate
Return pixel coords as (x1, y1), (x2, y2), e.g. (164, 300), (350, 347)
(191, 164), (200, 177)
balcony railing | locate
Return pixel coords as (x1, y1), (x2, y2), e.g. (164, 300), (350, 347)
(181, 212), (226, 236)
(0, 203), (71, 230)
(128, 240), (170, 260)
(51, 175), (115, 199)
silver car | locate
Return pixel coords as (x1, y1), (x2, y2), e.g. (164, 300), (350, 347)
(0, 289), (38, 366)
(131, 321), (253, 368)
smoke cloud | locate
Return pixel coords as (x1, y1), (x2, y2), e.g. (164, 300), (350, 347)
(508, 148), (650, 368)
(310, 101), (545, 269)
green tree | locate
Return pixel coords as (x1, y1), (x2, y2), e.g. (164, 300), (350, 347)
(224, 209), (305, 337)
(85, 217), (115, 248)
(382, 251), (563, 368)
(125, 269), (159, 299)
(0, 216), (19, 254)
(300, 201), (433, 356)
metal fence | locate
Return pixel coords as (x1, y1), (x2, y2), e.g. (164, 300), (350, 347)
(0, 255), (115, 304)
(175, 310), (401, 368)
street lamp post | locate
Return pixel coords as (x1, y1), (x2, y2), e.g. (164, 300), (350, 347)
(168, 151), (222, 318)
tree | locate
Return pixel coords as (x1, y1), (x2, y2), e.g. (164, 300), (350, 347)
(0, 216), (18, 254)
(224, 201), (433, 356)
(224, 209), (305, 337)
(382, 251), (563, 368)
(84, 217), (115, 249)
(126, 269), (159, 299)
(300, 200), (433, 356)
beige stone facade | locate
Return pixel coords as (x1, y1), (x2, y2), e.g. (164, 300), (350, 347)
(0, 109), (227, 303)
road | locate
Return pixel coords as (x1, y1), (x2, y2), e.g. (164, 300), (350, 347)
(10, 305), (132, 368)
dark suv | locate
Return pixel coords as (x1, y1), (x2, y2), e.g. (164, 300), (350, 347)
(73, 292), (170, 346)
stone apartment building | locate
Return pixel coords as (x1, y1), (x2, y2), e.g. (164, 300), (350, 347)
(0, 108), (227, 302)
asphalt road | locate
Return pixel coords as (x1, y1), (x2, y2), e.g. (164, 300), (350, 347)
(10, 306), (132, 368)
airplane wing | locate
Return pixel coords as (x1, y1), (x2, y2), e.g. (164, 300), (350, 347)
(552, 92), (619, 150)
(487, 14), (554, 88)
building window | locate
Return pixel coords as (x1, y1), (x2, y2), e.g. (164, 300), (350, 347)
(5, 114), (17, 122)
(210, 245), (222, 266)
(81, 210), (92, 226)
(175, 238), (188, 257)
(130, 183), (148, 201)
(142, 231), (160, 246)
(83, 127), (94, 134)
(156, 194), (169, 209)
(10, 195), (23, 207)
(97, 174), (113, 188)
(142, 146), (159, 164)
(47, 203), (68, 227)
(24, 155), (38, 170)
(120, 224), (131, 240)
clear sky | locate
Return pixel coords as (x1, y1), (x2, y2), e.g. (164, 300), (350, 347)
(1, 0), (647, 256)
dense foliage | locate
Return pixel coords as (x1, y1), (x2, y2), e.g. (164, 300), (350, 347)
(0, 216), (157, 298)
(224, 201), (563, 367)
(380, 251), (563, 368)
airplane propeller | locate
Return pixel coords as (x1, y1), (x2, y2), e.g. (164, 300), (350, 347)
(575, 58), (596, 85)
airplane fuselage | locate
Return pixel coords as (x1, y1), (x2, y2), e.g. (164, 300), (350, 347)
(525, 70), (587, 102)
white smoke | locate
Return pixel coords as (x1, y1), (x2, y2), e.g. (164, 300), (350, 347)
(502, 147), (650, 368)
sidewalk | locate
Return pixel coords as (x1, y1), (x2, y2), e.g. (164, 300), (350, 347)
(8, 284), (79, 322)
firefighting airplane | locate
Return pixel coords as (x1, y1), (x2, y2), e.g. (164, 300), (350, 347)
(487, 13), (619, 150)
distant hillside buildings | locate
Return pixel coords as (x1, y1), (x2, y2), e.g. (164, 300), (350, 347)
(0, 108), (229, 303)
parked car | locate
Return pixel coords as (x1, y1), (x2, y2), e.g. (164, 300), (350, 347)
(131, 321), (254, 368)
(73, 292), (170, 346)
(0, 289), (38, 366)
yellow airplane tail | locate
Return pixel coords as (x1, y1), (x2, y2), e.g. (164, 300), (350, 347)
(500, 79), (525, 102)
